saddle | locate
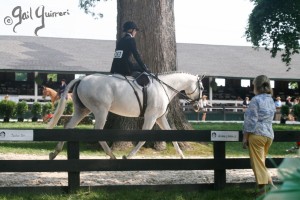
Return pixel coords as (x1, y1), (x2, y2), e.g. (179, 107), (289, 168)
(131, 72), (150, 87)
(111, 72), (151, 117)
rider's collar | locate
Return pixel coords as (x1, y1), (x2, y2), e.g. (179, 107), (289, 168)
(127, 33), (133, 38)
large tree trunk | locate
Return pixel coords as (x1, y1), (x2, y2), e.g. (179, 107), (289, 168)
(108, 0), (193, 151)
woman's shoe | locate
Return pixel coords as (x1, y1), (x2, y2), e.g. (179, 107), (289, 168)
(256, 184), (277, 199)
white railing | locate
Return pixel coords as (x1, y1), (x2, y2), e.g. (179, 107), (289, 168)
(0, 95), (51, 104)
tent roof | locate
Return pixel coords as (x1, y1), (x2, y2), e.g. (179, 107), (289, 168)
(0, 36), (299, 80)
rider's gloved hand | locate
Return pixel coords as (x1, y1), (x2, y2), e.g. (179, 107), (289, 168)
(143, 64), (151, 74)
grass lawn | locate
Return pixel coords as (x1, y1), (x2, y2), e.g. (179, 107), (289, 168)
(0, 187), (255, 200)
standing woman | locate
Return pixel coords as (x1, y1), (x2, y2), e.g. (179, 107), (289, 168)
(201, 95), (212, 121)
(242, 75), (277, 197)
(242, 96), (250, 112)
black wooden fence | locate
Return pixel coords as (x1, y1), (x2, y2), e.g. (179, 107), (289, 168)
(0, 129), (299, 193)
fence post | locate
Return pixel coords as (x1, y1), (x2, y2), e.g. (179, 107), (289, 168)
(213, 141), (226, 190)
(67, 141), (80, 193)
(222, 105), (226, 121)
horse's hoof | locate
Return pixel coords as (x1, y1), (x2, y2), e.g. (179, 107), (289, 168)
(108, 154), (117, 159)
(49, 152), (56, 160)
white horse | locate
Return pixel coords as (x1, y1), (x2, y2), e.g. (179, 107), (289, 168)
(47, 72), (204, 160)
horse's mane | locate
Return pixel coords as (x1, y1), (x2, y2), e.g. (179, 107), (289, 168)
(158, 71), (194, 76)
(44, 86), (57, 93)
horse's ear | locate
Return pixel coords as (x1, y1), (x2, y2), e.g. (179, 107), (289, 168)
(197, 74), (205, 80)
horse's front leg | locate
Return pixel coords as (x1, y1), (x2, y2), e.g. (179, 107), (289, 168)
(98, 141), (116, 159)
(156, 115), (185, 159)
(49, 141), (65, 160)
(123, 117), (157, 159)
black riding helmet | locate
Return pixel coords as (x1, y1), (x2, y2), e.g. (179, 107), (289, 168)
(123, 21), (139, 32)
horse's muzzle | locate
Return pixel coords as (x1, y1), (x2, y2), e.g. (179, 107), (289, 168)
(192, 101), (203, 112)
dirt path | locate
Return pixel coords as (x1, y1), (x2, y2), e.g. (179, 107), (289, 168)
(0, 153), (279, 187)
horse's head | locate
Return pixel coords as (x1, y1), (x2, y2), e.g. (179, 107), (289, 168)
(42, 86), (49, 99)
(185, 75), (205, 112)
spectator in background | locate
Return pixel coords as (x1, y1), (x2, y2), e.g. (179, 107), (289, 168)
(46, 78), (54, 88)
(285, 97), (300, 152)
(4, 95), (9, 100)
(275, 96), (282, 108)
(291, 97), (299, 120)
(293, 97), (299, 106)
(237, 96), (243, 101)
(286, 96), (293, 108)
(242, 97), (250, 112)
(202, 95), (212, 121)
(242, 75), (277, 197)
(274, 96), (282, 121)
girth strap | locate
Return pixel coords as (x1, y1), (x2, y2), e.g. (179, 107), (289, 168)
(142, 87), (147, 117)
(124, 76), (147, 117)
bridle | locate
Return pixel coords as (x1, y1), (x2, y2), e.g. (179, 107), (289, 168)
(152, 74), (204, 104)
(185, 76), (204, 103)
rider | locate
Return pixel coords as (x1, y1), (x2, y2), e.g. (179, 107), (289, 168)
(58, 79), (66, 98)
(110, 21), (151, 76)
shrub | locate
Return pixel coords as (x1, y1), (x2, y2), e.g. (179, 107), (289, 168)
(54, 100), (73, 115)
(16, 101), (28, 119)
(31, 102), (42, 121)
(293, 104), (300, 121)
(42, 102), (53, 116)
(280, 105), (290, 116)
(64, 101), (74, 115)
(280, 105), (290, 124)
(0, 100), (16, 122)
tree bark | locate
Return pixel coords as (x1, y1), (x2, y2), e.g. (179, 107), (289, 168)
(107, 0), (193, 151)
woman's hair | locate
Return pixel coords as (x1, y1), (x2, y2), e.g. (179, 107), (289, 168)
(253, 75), (273, 95)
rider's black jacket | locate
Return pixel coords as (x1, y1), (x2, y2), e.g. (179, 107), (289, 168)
(110, 33), (149, 76)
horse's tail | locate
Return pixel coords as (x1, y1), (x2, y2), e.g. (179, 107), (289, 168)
(47, 78), (81, 129)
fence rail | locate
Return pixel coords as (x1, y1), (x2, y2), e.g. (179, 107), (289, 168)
(0, 129), (299, 193)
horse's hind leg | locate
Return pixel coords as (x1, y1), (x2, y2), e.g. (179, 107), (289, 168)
(93, 108), (116, 159)
(156, 116), (185, 159)
(124, 117), (157, 159)
(49, 141), (65, 160)
(49, 108), (90, 160)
